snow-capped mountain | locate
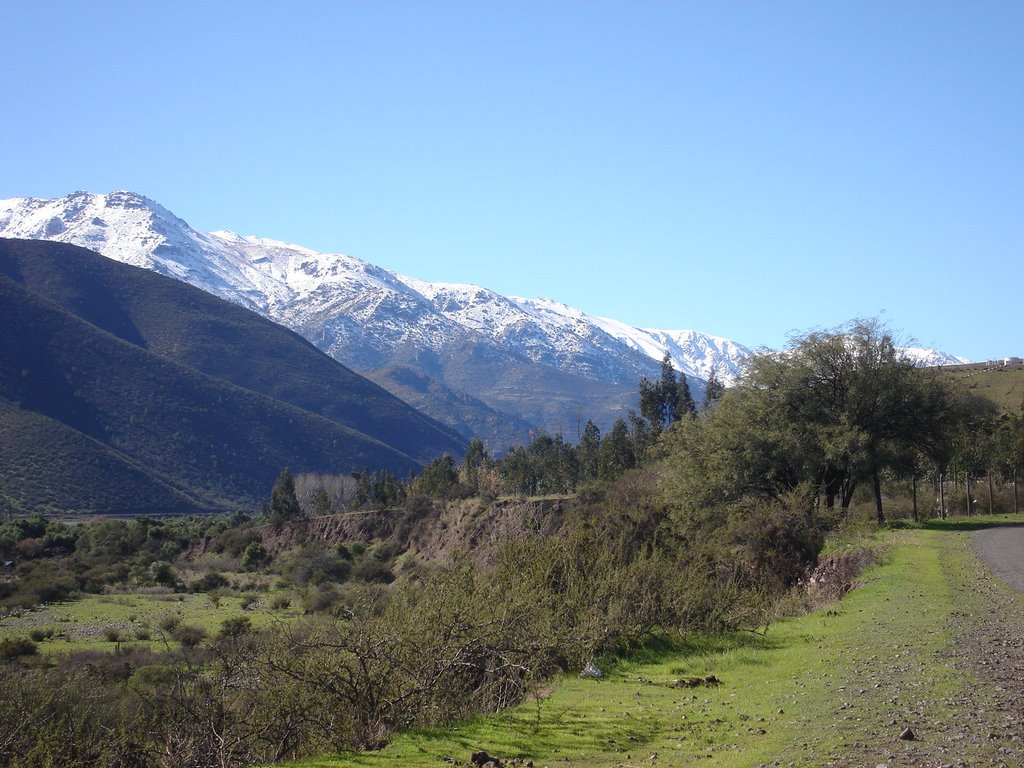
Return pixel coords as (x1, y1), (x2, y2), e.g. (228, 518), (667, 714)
(0, 191), (759, 445)
(900, 347), (972, 367)
(0, 190), (967, 446)
(0, 192), (748, 383)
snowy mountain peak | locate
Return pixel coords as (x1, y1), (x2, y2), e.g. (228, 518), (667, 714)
(0, 190), (970, 445)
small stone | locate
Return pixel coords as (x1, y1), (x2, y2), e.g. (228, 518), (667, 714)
(898, 727), (915, 741)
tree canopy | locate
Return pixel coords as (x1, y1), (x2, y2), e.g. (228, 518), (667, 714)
(663, 319), (964, 524)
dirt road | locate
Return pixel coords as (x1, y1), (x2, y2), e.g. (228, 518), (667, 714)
(972, 524), (1024, 592)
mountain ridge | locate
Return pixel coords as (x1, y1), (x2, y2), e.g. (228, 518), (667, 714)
(0, 238), (467, 514)
(0, 191), (972, 446)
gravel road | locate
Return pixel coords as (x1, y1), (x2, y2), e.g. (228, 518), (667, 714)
(823, 529), (1024, 768)
(972, 525), (1024, 592)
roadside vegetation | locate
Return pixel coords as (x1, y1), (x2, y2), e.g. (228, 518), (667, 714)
(0, 318), (1021, 767)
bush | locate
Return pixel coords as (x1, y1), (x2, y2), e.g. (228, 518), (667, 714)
(269, 595), (291, 610)
(241, 542), (271, 571)
(190, 571), (230, 593)
(722, 494), (826, 591)
(219, 616), (252, 638)
(170, 624), (206, 648)
(29, 627), (55, 642)
(0, 636), (37, 659)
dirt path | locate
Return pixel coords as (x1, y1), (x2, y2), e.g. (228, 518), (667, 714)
(972, 525), (1024, 592)
(828, 530), (1024, 768)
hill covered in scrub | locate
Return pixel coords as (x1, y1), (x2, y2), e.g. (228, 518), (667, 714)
(0, 238), (466, 514)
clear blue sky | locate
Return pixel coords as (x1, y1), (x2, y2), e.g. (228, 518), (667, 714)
(3, 1), (1021, 360)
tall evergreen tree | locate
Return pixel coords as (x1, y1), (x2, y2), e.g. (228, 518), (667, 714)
(599, 418), (635, 481)
(270, 467), (303, 522)
(702, 366), (726, 411)
(660, 353), (681, 424)
(578, 420), (601, 482)
(640, 353), (693, 431)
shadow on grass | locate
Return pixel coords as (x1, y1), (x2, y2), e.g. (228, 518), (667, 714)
(595, 627), (783, 669)
(921, 514), (1024, 532)
(312, 630), (788, 767)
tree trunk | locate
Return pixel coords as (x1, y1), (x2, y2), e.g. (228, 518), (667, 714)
(873, 469), (885, 524)
(840, 479), (857, 522)
(966, 474), (973, 516)
(1014, 468), (1019, 515)
(912, 474), (918, 522)
(939, 472), (946, 519)
(988, 473), (994, 515)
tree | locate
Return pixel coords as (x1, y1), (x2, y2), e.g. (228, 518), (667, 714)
(270, 467), (303, 523)
(599, 418), (635, 481)
(702, 366), (726, 411)
(663, 319), (960, 524)
(639, 354), (692, 433)
(461, 437), (490, 492)
(412, 455), (460, 498)
(578, 420), (601, 483)
(312, 488), (332, 516)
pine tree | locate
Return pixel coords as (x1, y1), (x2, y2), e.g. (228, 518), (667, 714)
(269, 467), (303, 522)
(702, 366), (726, 411)
(579, 420), (601, 482)
(659, 354), (681, 424)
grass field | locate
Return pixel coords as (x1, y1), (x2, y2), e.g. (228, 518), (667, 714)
(942, 365), (1024, 414)
(0, 587), (301, 652)
(278, 515), (1021, 768)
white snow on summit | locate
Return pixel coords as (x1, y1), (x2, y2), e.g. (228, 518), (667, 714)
(0, 190), (969, 392)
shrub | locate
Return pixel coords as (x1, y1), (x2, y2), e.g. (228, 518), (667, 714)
(29, 627), (55, 642)
(103, 627), (122, 643)
(269, 595), (291, 610)
(0, 636), (37, 659)
(189, 571), (229, 593)
(218, 616), (252, 638)
(170, 624), (206, 648)
(241, 542), (271, 571)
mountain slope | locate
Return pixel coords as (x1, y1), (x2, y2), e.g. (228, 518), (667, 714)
(2, 191), (967, 447)
(0, 239), (466, 514)
(0, 238), (466, 465)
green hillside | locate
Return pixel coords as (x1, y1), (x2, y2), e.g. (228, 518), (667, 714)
(0, 238), (466, 464)
(0, 238), (468, 515)
(942, 364), (1024, 414)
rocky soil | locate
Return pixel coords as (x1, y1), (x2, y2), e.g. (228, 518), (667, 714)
(823, 534), (1023, 768)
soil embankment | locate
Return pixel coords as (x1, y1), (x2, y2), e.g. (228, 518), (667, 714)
(249, 497), (570, 565)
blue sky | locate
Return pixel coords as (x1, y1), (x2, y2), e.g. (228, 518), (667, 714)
(2, 1), (1021, 360)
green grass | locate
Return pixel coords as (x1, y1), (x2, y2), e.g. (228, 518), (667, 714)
(279, 526), (994, 768)
(0, 589), (301, 652)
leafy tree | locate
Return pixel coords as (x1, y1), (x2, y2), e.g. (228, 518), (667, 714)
(664, 319), (960, 524)
(411, 455), (461, 498)
(461, 437), (490, 492)
(270, 467), (303, 523)
(312, 488), (332, 516)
